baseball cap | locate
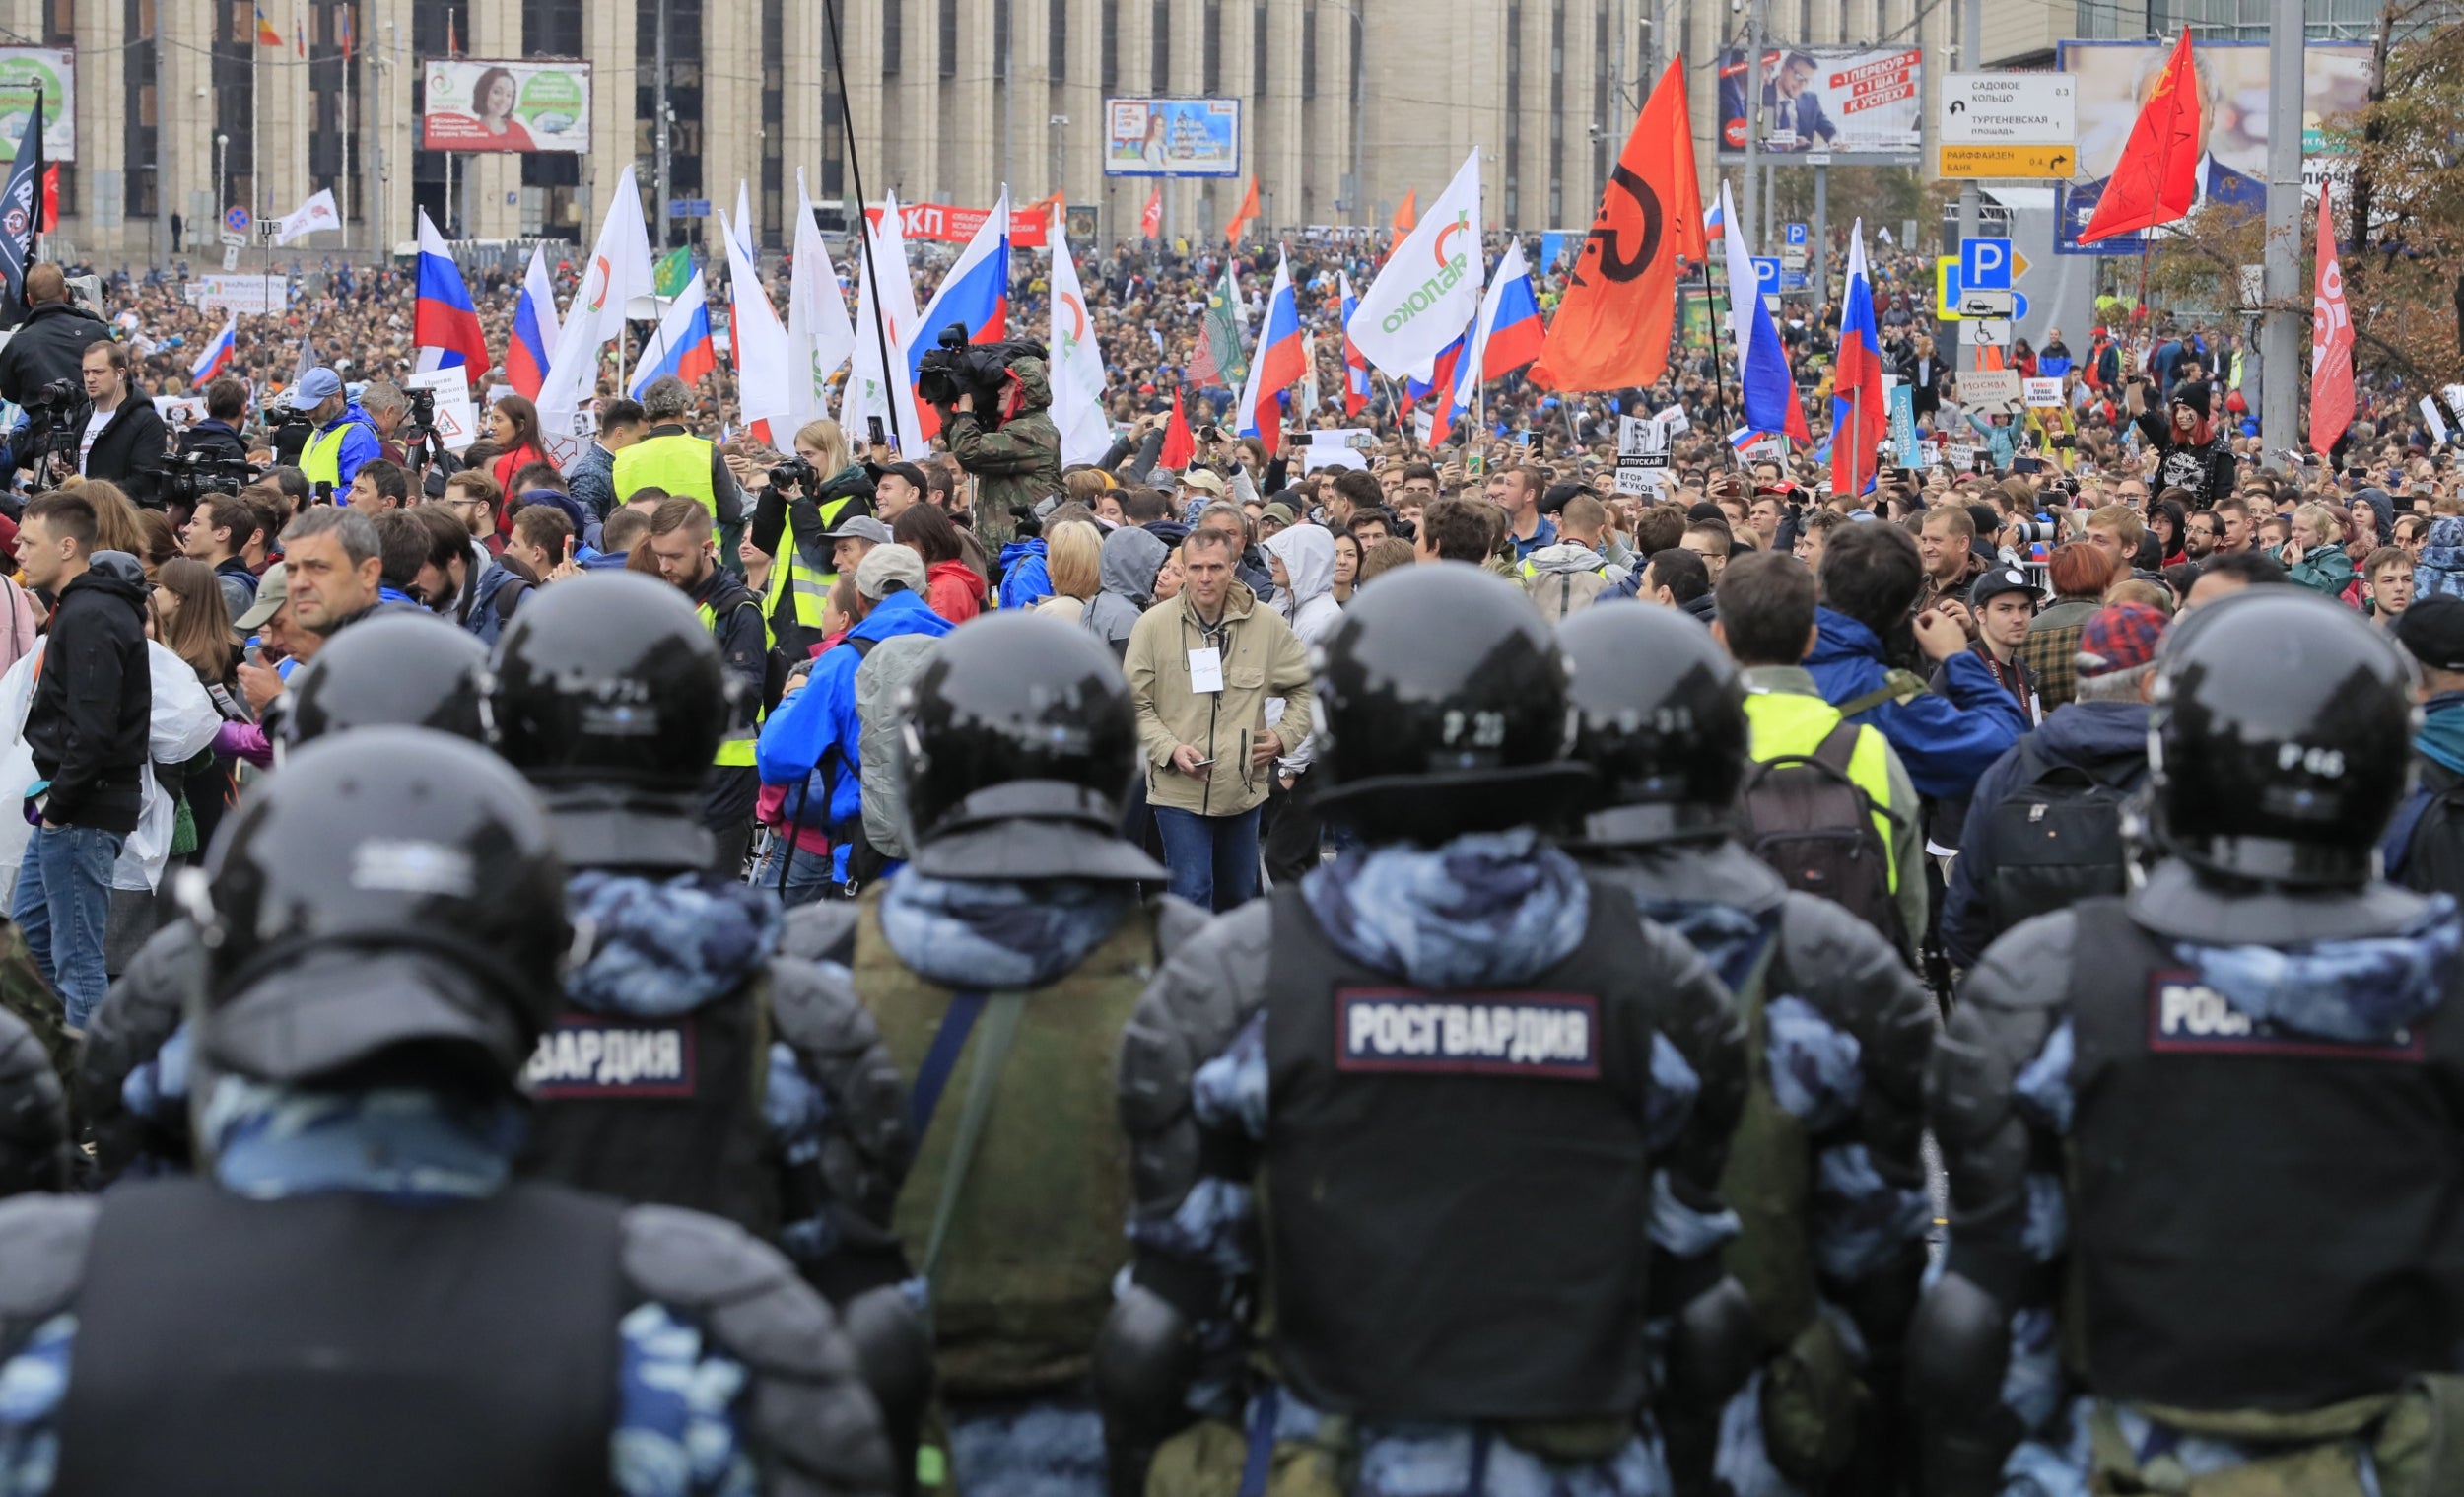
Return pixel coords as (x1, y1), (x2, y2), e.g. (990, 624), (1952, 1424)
(236, 562), (289, 632)
(876, 460), (929, 492)
(285, 368), (342, 410)
(854, 542), (927, 601)
(823, 514), (894, 545)
(2396, 594), (2464, 673)
(1968, 565), (2039, 611)
(1179, 469), (1227, 498)
(2076, 601), (2168, 678)
(1260, 501), (1297, 528)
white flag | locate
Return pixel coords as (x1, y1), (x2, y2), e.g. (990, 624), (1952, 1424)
(718, 208), (792, 444)
(787, 170), (856, 436)
(1347, 150), (1484, 377)
(1046, 204), (1113, 465)
(732, 180), (756, 261)
(273, 189), (341, 246)
(537, 164), (657, 463)
(843, 193), (928, 460)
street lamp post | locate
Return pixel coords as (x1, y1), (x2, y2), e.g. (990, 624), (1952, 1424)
(216, 132), (229, 226)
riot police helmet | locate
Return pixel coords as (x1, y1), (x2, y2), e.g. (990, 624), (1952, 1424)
(278, 614), (493, 754)
(1310, 564), (1592, 843)
(2151, 586), (2416, 888)
(898, 612), (1167, 882)
(1558, 602), (1749, 846)
(487, 572), (729, 869)
(187, 727), (569, 1086)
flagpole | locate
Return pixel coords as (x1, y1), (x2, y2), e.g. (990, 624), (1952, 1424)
(339, 14), (352, 252)
(1702, 258), (1734, 449)
(821, 0), (904, 448)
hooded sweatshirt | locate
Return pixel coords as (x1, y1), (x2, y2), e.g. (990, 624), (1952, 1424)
(25, 550), (150, 834)
(1807, 605), (2027, 802)
(1259, 525), (1341, 776)
(1085, 526), (1169, 657)
(925, 558), (986, 624)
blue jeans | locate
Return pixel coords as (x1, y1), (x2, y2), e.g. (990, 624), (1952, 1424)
(1153, 805), (1263, 914)
(14, 823), (124, 1029)
(755, 838), (840, 908)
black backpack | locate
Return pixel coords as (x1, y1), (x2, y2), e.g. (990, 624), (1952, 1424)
(1740, 721), (1910, 956)
(1980, 741), (2140, 942)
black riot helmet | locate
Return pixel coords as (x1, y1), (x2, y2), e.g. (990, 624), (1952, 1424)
(278, 615), (493, 754)
(185, 727), (568, 1086)
(2151, 587), (2417, 888)
(1558, 603), (1749, 847)
(897, 612), (1166, 882)
(487, 573), (730, 869)
(1311, 565), (1592, 843)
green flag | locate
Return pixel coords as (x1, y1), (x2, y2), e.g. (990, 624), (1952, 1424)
(652, 245), (694, 300)
(1203, 263), (1248, 388)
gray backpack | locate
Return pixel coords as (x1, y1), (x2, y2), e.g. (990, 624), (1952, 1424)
(853, 634), (942, 860)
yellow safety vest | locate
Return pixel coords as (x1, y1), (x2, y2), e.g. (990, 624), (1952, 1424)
(1741, 687), (1901, 893)
(614, 431), (719, 513)
(770, 491), (863, 636)
(695, 594), (771, 767)
(301, 421), (358, 491)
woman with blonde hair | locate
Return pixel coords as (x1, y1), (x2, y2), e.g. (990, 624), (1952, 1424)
(2286, 500), (2358, 602)
(75, 481), (150, 560)
(1032, 519), (1103, 622)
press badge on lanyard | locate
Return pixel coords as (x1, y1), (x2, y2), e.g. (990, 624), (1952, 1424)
(1188, 646), (1224, 694)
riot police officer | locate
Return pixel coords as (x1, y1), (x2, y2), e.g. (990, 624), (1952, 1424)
(78, 615), (498, 1185)
(0, 729), (895, 1495)
(487, 573), (912, 1307)
(1101, 566), (1748, 1497)
(1913, 587), (2464, 1496)
(1558, 602), (1937, 1493)
(786, 611), (1202, 1497)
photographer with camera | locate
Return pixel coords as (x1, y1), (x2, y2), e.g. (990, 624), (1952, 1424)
(0, 265), (108, 409)
(747, 419), (872, 660)
(75, 341), (167, 504)
(175, 376), (251, 467)
(921, 322), (1062, 551)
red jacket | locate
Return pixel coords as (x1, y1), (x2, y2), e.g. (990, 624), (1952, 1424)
(925, 559), (987, 623)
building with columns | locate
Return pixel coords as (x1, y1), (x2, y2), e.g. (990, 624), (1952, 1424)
(23, 0), (2246, 266)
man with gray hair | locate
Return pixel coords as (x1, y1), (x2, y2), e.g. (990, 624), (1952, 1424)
(610, 374), (743, 532)
(356, 378), (413, 466)
(1941, 599), (2167, 970)
(277, 506), (427, 641)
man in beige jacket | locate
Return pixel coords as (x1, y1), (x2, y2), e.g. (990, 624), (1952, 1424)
(1125, 526), (1315, 911)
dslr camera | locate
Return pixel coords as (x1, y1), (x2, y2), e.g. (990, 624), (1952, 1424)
(769, 456), (819, 496)
(916, 321), (1049, 429)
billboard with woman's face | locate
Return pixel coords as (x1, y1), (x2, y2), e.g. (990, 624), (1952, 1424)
(422, 60), (591, 153)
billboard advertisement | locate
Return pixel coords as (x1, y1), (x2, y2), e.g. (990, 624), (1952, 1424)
(2055, 39), (2372, 254)
(0, 49), (74, 164)
(421, 59), (591, 153)
(1102, 98), (1241, 177)
(1718, 46), (1923, 158)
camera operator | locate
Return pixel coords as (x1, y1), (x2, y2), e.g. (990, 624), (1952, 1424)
(0, 264), (108, 407)
(926, 328), (1062, 550)
(175, 376), (251, 466)
(284, 366), (380, 497)
(75, 341), (167, 504)
(748, 418), (872, 660)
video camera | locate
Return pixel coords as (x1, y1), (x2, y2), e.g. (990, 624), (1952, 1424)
(21, 376), (88, 463)
(916, 321), (1048, 429)
(161, 451), (261, 505)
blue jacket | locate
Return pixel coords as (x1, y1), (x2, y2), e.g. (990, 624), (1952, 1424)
(1942, 700), (2149, 969)
(565, 441), (619, 519)
(319, 403), (383, 491)
(755, 588), (954, 879)
(1806, 607), (2026, 802)
(997, 539), (1051, 609)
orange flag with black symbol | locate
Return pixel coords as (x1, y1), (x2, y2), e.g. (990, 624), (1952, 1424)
(1531, 59), (1705, 393)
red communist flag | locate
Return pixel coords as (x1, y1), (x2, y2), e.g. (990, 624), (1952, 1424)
(2309, 180), (2355, 455)
(1159, 388), (1197, 470)
(1392, 189), (1416, 233)
(2080, 28), (2202, 245)
(1530, 59), (1705, 393)
(1141, 185), (1162, 239)
(1223, 177), (1261, 245)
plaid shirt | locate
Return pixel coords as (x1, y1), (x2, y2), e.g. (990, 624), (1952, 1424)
(2019, 599), (2099, 712)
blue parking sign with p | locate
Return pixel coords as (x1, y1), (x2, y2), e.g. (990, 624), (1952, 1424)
(1752, 257), (1782, 293)
(1960, 238), (2013, 292)
(1785, 223), (1807, 247)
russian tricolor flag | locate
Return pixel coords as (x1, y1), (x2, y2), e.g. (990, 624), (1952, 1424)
(1829, 221), (1887, 496)
(908, 188), (1012, 388)
(505, 244), (561, 401)
(1235, 246), (1306, 457)
(627, 268), (718, 399)
(1717, 180), (1809, 445)
(412, 208), (491, 382)
(1474, 240), (1544, 380)
(190, 311), (237, 387)
(1339, 270), (1371, 417)
(1409, 321), (1473, 447)
(1704, 196), (1726, 241)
